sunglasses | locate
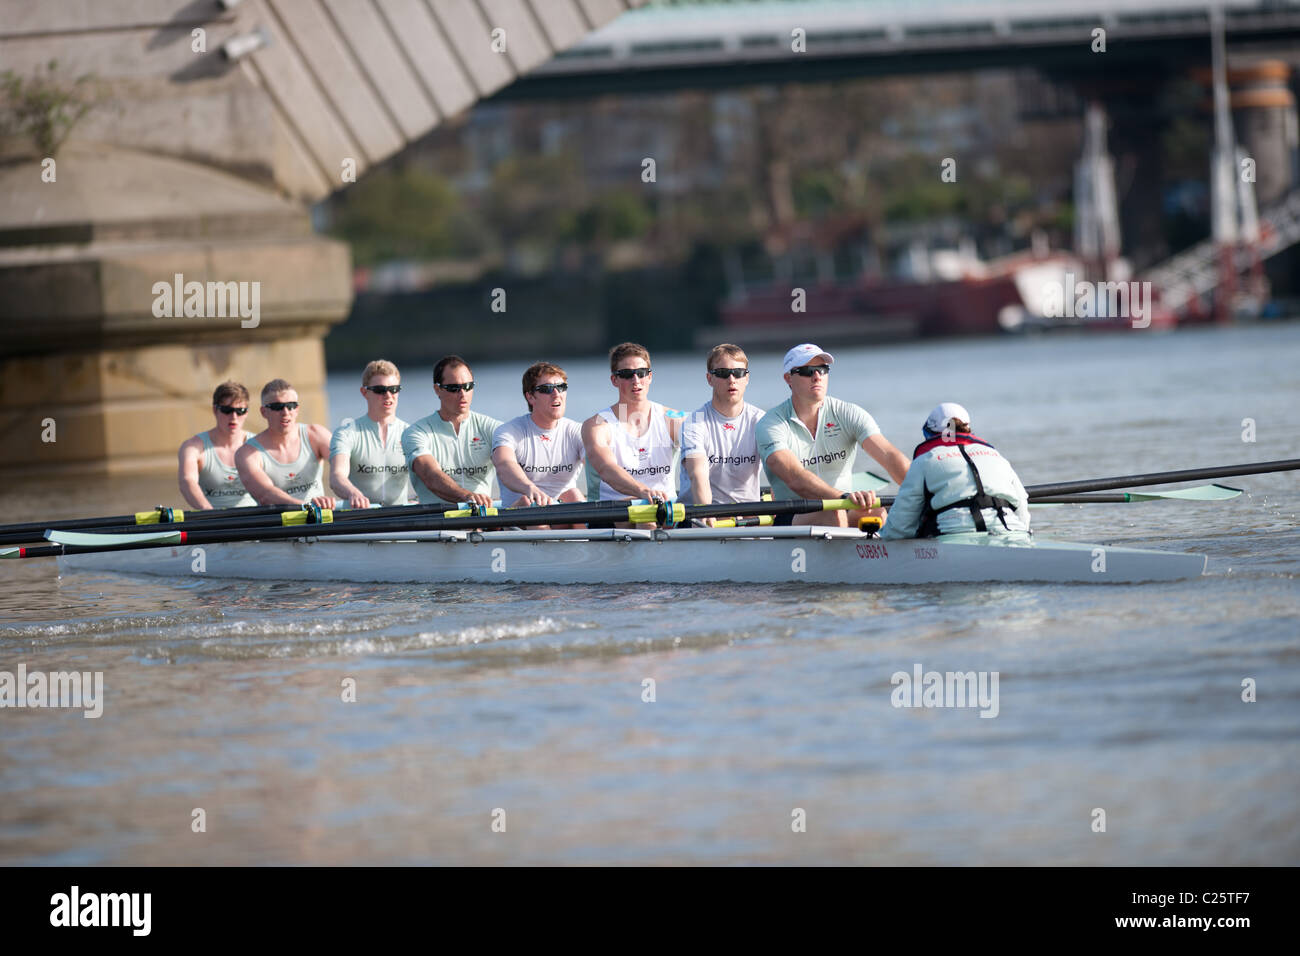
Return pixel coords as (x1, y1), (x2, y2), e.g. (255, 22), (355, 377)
(791, 365), (830, 377)
(264, 401), (299, 411)
(365, 385), (402, 395)
(532, 383), (568, 394)
(613, 368), (651, 380)
(438, 382), (474, 393)
(709, 368), (749, 379)
(216, 405), (248, 415)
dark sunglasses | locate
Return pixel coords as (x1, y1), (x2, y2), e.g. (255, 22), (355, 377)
(215, 405), (248, 415)
(532, 383), (568, 394)
(791, 365), (830, 377)
(365, 385), (402, 395)
(264, 401), (299, 411)
(439, 381), (474, 393)
(613, 368), (651, 380)
(709, 368), (749, 379)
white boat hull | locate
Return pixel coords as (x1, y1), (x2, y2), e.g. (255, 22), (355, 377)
(56, 527), (1206, 585)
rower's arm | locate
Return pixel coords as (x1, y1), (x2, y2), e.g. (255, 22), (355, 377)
(410, 454), (473, 503)
(491, 446), (538, 496)
(177, 438), (213, 510)
(860, 434), (910, 485)
(581, 416), (648, 498)
(763, 449), (843, 500)
(683, 452), (713, 506)
(235, 444), (302, 506)
(328, 453), (366, 504)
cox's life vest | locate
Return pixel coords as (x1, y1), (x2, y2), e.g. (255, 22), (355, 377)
(912, 433), (1018, 537)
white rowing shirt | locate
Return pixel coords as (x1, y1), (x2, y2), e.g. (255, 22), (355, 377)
(402, 410), (502, 505)
(493, 415), (585, 498)
(595, 401), (679, 500)
(197, 431), (255, 508)
(246, 424), (325, 501)
(330, 415), (413, 506)
(679, 401), (764, 504)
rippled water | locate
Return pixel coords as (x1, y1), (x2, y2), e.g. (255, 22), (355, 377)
(1, 323), (1298, 864)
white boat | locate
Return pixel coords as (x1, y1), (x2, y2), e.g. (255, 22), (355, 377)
(56, 526), (1206, 585)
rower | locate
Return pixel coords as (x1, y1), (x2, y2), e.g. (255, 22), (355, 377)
(402, 355), (501, 508)
(880, 403), (1030, 540)
(581, 343), (682, 526)
(177, 380), (256, 509)
(235, 379), (334, 508)
(680, 343), (764, 527)
(492, 362), (586, 508)
(756, 343), (909, 527)
(329, 359), (414, 509)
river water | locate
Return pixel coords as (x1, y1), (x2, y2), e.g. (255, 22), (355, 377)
(1, 323), (1297, 865)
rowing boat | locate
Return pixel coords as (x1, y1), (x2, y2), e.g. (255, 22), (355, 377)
(56, 526), (1206, 585)
(26, 460), (1296, 585)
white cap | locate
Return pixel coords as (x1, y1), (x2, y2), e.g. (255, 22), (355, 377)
(782, 343), (835, 375)
(925, 402), (971, 434)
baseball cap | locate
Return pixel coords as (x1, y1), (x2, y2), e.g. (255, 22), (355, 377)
(782, 344), (835, 375)
(924, 402), (972, 436)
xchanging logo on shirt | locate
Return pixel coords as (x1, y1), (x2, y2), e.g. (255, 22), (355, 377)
(524, 463), (574, 475)
(803, 449), (848, 467)
(447, 465), (490, 478)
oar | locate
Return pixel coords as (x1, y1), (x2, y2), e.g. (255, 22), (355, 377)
(4, 498), (855, 559)
(1030, 484), (1242, 504)
(1021, 458), (1299, 499)
(0, 503), (296, 545)
(0, 495), (653, 545)
(21, 497), (644, 540)
(36, 496), (650, 541)
(871, 459), (1294, 507)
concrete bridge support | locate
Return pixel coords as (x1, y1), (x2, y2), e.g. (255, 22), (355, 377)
(0, 0), (640, 478)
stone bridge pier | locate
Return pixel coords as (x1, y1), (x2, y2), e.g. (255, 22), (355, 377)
(0, 0), (639, 477)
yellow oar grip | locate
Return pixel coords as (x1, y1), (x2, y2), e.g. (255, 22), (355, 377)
(445, 507), (498, 518)
(823, 498), (855, 510)
(626, 503), (685, 525)
(134, 509), (185, 524)
(626, 503), (656, 524)
(281, 509), (334, 526)
(715, 516), (775, 528)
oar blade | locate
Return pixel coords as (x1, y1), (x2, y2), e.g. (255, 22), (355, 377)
(1126, 483), (1242, 501)
(47, 529), (183, 548)
(1029, 484), (1244, 505)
